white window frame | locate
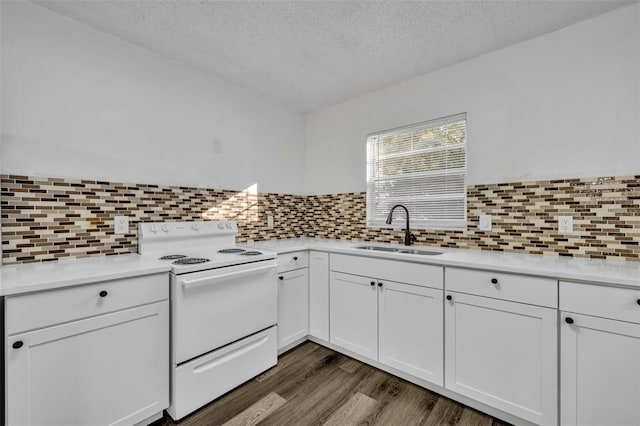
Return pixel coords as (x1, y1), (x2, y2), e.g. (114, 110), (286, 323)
(366, 113), (467, 231)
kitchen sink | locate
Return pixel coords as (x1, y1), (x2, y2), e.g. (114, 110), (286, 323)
(354, 245), (399, 252)
(353, 245), (442, 255)
(396, 249), (442, 255)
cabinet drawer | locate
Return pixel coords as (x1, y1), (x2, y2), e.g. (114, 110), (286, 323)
(560, 281), (640, 324)
(277, 251), (309, 272)
(6, 273), (169, 335)
(330, 254), (443, 289)
(171, 327), (277, 420)
(446, 267), (557, 308)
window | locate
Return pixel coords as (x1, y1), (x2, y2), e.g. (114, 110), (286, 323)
(366, 113), (467, 230)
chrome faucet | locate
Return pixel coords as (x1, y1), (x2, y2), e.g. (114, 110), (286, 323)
(385, 204), (417, 246)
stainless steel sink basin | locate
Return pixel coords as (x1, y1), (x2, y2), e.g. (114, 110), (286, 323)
(353, 245), (442, 255)
(354, 245), (399, 252)
(396, 249), (442, 255)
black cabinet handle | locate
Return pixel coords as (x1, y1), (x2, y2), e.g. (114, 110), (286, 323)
(565, 317), (574, 324)
(637, 299), (640, 306)
(370, 281), (375, 287)
(491, 278), (498, 284)
(99, 290), (108, 297)
(12, 341), (23, 349)
(446, 295), (452, 301)
(378, 282), (383, 287)
(279, 276), (284, 280)
(293, 256), (298, 261)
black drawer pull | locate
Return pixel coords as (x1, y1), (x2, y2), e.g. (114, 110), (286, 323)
(99, 290), (108, 297)
(637, 299), (640, 306)
(293, 256), (298, 261)
(446, 295), (452, 301)
(378, 282), (383, 287)
(491, 278), (498, 284)
(279, 276), (284, 280)
(12, 341), (23, 349)
(370, 281), (375, 286)
(565, 317), (574, 324)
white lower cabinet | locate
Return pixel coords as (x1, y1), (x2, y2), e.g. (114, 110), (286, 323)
(277, 267), (309, 350)
(329, 272), (378, 359)
(560, 313), (640, 426)
(308, 251), (330, 341)
(444, 291), (557, 425)
(560, 281), (640, 426)
(378, 280), (443, 385)
(329, 258), (444, 387)
(6, 275), (169, 426)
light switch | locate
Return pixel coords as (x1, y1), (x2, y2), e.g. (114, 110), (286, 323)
(479, 215), (492, 231)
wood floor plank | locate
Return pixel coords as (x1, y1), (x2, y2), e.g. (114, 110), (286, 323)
(256, 341), (321, 382)
(322, 392), (378, 426)
(337, 356), (361, 374)
(457, 407), (494, 426)
(259, 361), (371, 425)
(422, 397), (465, 426)
(221, 392), (287, 426)
(368, 381), (438, 425)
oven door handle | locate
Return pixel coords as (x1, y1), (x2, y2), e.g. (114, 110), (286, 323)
(180, 264), (275, 288)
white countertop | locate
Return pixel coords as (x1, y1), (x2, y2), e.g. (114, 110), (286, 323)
(0, 254), (171, 296)
(2, 238), (638, 297)
(245, 238), (640, 288)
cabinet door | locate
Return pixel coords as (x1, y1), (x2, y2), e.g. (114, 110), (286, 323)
(379, 281), (443, 386)
(6, 302), (169, 426)
(444, 292), (557, 425)
(330, 272), (377, 360)
(309, 251), (330, 341)
(561, 312), (640, 426)
(277, 268), (309, 349)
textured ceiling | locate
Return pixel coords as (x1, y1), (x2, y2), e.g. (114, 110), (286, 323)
(33, 0), (636, 113)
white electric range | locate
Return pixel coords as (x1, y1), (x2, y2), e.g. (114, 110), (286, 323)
(138, 220), (278, 420)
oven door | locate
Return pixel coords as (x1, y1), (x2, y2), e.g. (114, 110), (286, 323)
(172, 260), (277, 364)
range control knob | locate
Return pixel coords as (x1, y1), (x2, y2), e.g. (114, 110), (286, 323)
(192, 223), (200, 231)
(161, 224), (169, 233)
(149, 224), (158, 234)
(217, 223), (225, 230)
(225, 223), (232, 229)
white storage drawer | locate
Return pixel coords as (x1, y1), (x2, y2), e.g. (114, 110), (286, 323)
(330, 253), (443, 289)
(445, 267), (557, 308)
(277, 251), (309, 273)
(560, 281), (640, 324)
(6, 273), (169, 335)
(171, 327), (277, 420)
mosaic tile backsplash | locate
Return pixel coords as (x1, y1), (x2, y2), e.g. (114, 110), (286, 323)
(2, 174), (639, 264)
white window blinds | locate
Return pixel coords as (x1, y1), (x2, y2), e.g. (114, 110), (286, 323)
(366, 113), (467, 230)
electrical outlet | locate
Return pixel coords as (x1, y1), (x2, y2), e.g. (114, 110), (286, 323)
(114, 215), (129, 235)
(558, 216), (573, 233)
(267, 215), (274, 228)
(479, 215), (492, 231)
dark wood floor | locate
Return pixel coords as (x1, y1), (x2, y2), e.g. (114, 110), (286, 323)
(158, 342), (512, 426)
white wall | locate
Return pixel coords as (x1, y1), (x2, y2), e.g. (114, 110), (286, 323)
(1, 1), (306, 194)
(305, 4), (640, 195)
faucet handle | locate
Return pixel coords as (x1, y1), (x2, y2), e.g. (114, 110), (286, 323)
(410, 233), (418, 245)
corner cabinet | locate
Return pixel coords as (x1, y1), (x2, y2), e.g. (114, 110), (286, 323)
(444, 268), (558, 426)
(5, 273), (169, 426)
(276, 251), (309, 351)
(560, 281), (640, 426)
(329, 254), (444, 386)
